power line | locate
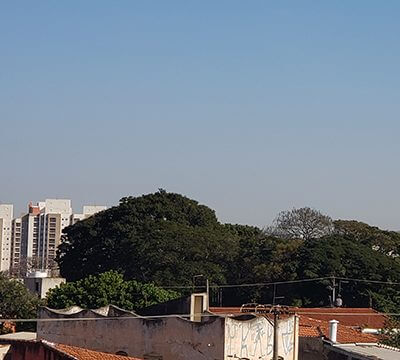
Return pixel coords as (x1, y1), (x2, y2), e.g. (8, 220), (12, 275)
(336, 277), (400, 286)
(0, 311), (395, 323)
(161, 277), (332, 289)
(160, 276), (400, 289)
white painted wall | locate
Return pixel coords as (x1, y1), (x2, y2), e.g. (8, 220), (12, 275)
(224, 316), (298, 360)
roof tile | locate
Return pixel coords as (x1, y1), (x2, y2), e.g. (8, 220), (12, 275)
(55, 343), (142, 360)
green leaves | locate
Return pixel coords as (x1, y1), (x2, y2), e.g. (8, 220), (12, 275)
(46, 270), (178, 310)
(55, 194), (400, 311)
(0, 273), (41, 332)
(57, 190), (238, 286)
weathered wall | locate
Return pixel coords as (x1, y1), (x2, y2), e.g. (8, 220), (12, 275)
(224, 316), (299, 360)
(299, 337), (325, 360)
(38, 312), (225, 360)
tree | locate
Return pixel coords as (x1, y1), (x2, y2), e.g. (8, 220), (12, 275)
(57, 190), (239, 285)
(334, 220), (400, 257)
(380, 317), (400, 348)
(218, 224), (303, 305)
(294, 236), (400, 309)
(0, 273), (41, 332)
(46, 270), (178, 310)
(266, 207), (333, 240)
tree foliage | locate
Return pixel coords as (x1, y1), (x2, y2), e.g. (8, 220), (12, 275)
(46, 270), (178, 310)
(334, 220), (400, 256)
(58, 190), (238, 285)
(294, 236), (400, 309)
(380, 317), (400, 348)
(0, 273), (41, 332)
(266, 207), (333, 240)
(56, 192), (400, 314)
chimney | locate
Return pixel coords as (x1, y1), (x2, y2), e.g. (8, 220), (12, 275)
(328, 320), (339, 343)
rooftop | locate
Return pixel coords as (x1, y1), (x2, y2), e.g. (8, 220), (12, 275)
(299, 316), (378, 344)
(209, 306), (387, 329)
(53, 342), (142, 360)
(0, 332), (37, 341)
(292, 307), (387, 329)
(333, 343), (400, 360)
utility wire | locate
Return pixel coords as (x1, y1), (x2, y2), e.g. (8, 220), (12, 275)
(161, 276), (400, 289)
(0, 311), (395, 323)
(336, 277), (400, 286)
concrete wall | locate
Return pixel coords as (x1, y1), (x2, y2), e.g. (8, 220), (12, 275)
(224, 316), (298, 360)
(37, 310), (225, 360)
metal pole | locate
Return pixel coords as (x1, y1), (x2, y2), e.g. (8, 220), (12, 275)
(273, 284), (276, 305)
(332, 277), (336, 306)
(206, 279), (209, 310)
(273, 310), (279, 360)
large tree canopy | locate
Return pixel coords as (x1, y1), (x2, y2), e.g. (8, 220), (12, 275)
(56, 193), (400, 311)
(293, 236), (400, 310)
(334, 220), (400, 256)
(46, 271), (178, 310)
(57, 190), (238, 284)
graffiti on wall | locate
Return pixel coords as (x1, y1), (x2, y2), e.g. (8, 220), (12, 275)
(224, 316), (296, 360)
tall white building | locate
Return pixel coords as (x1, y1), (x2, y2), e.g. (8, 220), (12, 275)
(11, 199), (106, 275)
(0, 204), (13, 272)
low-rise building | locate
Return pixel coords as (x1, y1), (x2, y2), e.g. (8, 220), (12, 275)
(37, 302), (299, 360)
(209, 306), (400, 360)
(0, 336), (143, 360)
(23, 271), (66, 298)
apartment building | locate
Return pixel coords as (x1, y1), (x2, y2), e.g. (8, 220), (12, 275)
(0, 204), (13, 272)
(10, 217), (21, 272)
(11, 199), (106, 275)
(37, 199), (72, 269)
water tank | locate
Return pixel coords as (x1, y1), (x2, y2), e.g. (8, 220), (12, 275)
(28, 271), (48, 278)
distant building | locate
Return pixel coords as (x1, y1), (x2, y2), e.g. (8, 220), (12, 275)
(70, 205), (107, 224)
(0, 204), (13, 272)
(10, 199), (106, 275)
(24, 271), (66, 298)
(10, 217), (22, 273)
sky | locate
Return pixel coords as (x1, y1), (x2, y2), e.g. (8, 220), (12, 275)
(1, 1), (400, 229)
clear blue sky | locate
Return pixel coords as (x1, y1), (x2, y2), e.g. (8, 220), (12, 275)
(1, 1), (399, 229)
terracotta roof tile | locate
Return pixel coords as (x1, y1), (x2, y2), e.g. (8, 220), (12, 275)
(55, 343), (142, 360)
(298, 316), (378, 344)
(209, 307), (380, 344)
(292, 307), (386, 329)
(209, 306), (387, 329)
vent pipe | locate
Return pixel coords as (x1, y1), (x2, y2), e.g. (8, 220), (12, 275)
(328, 320), (339, 343)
